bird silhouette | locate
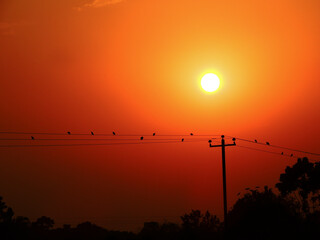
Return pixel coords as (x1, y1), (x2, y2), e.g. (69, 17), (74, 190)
(91, 131), (94, 135)
(182, 138), (184, 142)
(153, 133), (156, 136)
(140, 136), (143, 140)
(254, 139), (257, 143)
(67, 132), (71, 135)
(190, 133), (193, 136)
(266, 142), (270, 145)
(281, 152), (284, 155)
(113, 132), (116, 135)
(31, 136), (34, 140)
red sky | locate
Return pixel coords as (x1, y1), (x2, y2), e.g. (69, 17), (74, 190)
(0, 0), (319, 231)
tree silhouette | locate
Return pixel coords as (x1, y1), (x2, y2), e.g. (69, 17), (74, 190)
(181, 210), (202, 230)
(0, 196), (14, 224)
(180, 210), (221, 239)
(32, 216), (55, 230)
(140, 222), (160, 240)
(74, 221), (108, 239)
(159, 222), (181, 239)
(227, 186), (301, 240)
(276, 157), (320, 214)
(139, 221), (181, 240)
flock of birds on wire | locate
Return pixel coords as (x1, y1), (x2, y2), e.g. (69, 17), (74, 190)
(11, 131), (295, 154)
(0, 131), (319, 161)
(28, 131), (192, 142)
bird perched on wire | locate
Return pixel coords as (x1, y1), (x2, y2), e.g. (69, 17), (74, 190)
(266, 142), (270, 145)
(140, 136), (143, 140)
(67, 132), (71, 135)
(112, 132), (116, 135)
(91, 131), (94, 135)
(31, 136), (34, 140)
(190, 133), (193, 136)
(254, 139), (257, 143)
(153, 133), (156, 136)
(181, 138), (184, 142)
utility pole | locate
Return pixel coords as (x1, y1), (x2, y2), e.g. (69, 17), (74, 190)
(209, 135), (236, 229)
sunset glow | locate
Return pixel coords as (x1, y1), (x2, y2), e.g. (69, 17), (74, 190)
(0, 0), (319, 234)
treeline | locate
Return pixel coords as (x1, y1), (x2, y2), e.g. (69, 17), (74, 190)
(1, 157), (320, 240)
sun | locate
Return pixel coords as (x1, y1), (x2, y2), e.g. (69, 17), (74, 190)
(201, 73), (220, 92)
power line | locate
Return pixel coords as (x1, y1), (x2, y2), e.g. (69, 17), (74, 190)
(0, 131), (220, 137)
(236, 145), (291, 157)
(0, 131), (318, 157)
(53, 215), (182, 221)
(0, 138), (210, 141)
(0, 132), (70, 136)
(225, 136), (320, 156)
(0, 139), (208, 148)
(235, 145), (319, 162)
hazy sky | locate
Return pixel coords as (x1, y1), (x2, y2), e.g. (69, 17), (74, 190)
(0, 0), (319, 231)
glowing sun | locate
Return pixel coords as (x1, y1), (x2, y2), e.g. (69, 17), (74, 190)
(201, 73), (220, 92)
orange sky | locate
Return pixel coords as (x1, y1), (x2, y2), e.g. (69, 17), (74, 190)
(0, 0), (319, 231)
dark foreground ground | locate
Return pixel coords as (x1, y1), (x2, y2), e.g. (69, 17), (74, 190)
(1, 157), (320, 239)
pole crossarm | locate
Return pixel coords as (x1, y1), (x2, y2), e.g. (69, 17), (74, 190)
(209, 143), (236, 147)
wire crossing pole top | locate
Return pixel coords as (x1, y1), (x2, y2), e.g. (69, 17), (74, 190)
(209, 135), (236, 148)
